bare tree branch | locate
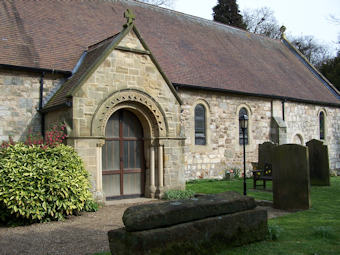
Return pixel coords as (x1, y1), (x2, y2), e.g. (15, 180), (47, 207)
(327, 14), (340, 25)
(289, 35), (332, 68)
(242, 7), (281, 39)
(138, 0), (175, 8)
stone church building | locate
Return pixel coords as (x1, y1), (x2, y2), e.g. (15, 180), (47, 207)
(1, 0), (339, 200)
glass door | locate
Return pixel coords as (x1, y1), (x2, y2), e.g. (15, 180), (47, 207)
(102, 110), (145, 199)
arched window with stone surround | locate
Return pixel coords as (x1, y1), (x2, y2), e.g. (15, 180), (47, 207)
(319, 111), (325, 140)
(195, 104), (206, 145)
(239, 107), (249, 145)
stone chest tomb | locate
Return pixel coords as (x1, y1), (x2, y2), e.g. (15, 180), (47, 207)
(108, 191), (268, 254)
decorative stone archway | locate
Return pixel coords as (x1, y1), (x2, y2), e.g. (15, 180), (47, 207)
(91, 89), (169, 198)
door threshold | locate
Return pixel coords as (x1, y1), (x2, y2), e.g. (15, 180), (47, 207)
(106, 194), (144, 201)
(104, 196), (157, 206)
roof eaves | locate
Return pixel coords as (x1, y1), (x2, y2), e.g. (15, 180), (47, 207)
(0, 64), (72, 76)
(174, 83), (340, 108)
(40, 101), (72, 113)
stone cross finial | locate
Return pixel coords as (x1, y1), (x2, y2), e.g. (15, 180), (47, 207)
(124, 9), (135, 27)
(280, 26), (286, 39)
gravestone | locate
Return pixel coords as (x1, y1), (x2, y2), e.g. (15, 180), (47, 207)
(258, 141), (277, 170)
(306, 139), (330, 186)
(272, 144), (311, 210)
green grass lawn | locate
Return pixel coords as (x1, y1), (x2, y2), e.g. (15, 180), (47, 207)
(187, 177), (340, 255)
(186, 178), (273, 201)
(96, 177), (340, 255)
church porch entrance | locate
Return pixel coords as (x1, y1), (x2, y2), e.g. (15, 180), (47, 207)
(102, 109), (145, 200)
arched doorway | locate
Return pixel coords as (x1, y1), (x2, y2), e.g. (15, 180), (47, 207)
(102, 109), (145, 199)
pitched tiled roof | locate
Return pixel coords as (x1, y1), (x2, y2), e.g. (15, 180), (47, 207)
(1, 0), (339, 105)
(44, 34), (120, 109)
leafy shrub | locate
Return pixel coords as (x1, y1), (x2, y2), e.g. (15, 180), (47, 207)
(162, 189), (196, 200)
(0, 143), (97, 224)
(1, 124), (67, 149)
(267, 224), (283, 241)
(232, 168), (241, 179)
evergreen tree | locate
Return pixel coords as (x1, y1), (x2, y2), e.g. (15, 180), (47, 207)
(213, 0), (246, 29)
(319, 51), (340, 92)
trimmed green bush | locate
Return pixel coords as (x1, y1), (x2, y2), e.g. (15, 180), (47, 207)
(162, 189), (195, 200)
(0, 143), (96, 224)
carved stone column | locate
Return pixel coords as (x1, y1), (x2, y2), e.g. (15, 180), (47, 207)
(158, 144), (164, 197)
(149, 145), (156, 198)
(96, 139), (105, 201)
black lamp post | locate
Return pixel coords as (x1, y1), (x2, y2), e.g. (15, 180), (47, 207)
(239, 114), (248, 196)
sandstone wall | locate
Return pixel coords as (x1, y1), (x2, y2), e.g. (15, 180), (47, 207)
(0, 70), (64, 141)
(72, 31), (181, 139)
(71, 30), (184, 193)
(179, 89), (272, 179)
(285, 103), (340, 171)
(179, 88), (340, 179)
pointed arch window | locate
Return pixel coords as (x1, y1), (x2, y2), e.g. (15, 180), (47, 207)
(319, 111), (325, 140)
(195, 104), (206, 145)
(239, 107), (249, 145)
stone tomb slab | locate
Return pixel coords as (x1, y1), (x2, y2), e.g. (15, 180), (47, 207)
(122, 191), (256, 232)
(306, 139), (330, 186)
(108, 209), (267, 255)
(272, 144), (311, 210)
(108, 191), (267, 255)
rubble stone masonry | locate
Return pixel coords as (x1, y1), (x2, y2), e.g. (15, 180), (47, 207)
(179, 89), (340, 179)
(0, 70), (63, 141)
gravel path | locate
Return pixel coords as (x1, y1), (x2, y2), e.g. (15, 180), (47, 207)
(0, 202), (141, 255)
(0, 201), (290, 255)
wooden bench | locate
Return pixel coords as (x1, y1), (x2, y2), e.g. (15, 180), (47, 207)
(252, 163), (272, 190)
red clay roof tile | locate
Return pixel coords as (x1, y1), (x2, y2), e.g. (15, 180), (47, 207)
(0, 0), (339, 105)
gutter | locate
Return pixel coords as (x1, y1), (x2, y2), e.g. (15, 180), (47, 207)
(173, 83), (340, 108)
(40, 100), (72, 113)
(0, 64), (72, 76)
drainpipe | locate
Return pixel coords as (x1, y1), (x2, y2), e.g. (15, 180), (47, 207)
(39, 72), (45, 139)
(282, 99), (286, 121)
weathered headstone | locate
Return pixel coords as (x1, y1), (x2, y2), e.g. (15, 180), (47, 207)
(108, 192), (268, 255)
(258, 141), (277, 170)
(306, 139), (330, 186)
(272, 144), (311, 210)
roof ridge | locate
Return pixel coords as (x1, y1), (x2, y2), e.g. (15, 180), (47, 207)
(109, 0), (281, 43)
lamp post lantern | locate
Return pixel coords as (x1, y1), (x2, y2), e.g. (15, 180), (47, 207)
(239, 114), (248, 196)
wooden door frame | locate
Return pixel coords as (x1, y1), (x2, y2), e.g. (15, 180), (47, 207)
(103, 109), (145, 199)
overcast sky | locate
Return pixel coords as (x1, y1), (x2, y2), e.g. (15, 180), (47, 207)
(173, 0), (340, 55)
